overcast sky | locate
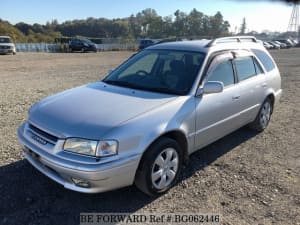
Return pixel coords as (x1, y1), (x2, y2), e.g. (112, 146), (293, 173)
(1, 0), (295, 32)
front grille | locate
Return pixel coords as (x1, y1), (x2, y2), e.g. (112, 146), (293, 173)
(28, 123), (58, 145)
(0, 46), (11, 49)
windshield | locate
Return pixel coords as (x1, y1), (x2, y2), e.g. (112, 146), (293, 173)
(0, 37), (12, 43)
(103, 50), (205, 95)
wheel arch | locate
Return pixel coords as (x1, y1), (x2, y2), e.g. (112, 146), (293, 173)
(136, 130), (189, 171)
(266, 92), (275, 113)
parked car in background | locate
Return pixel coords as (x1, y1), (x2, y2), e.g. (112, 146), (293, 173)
(275, 39), (294, 48)
(273, 41), (287, 49)
(138, 39), (155, 50)
(268, 41), (281, 49)
(69, 39), (97, 52)
(18, 36), (282, 196)
(287, 39), (296, 47)
(291, 39), (298, 46)
(263, 42), (273, 49)
(0, 36), (16, 55)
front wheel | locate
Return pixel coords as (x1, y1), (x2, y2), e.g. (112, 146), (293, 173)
(135, 137), (183, 196)
(249, 98), (273, 131)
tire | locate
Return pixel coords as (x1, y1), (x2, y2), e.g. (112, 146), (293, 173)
(135, 137), (183, 196)
(249, 98), (273, 132)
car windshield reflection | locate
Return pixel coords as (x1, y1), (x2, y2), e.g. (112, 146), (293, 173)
(103, 50), (205, 95)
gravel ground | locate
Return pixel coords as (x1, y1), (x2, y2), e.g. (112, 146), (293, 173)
(0, 50), (299, 225)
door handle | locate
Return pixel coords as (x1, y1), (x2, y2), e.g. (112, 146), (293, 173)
(232, 95), (240, 100)
(262, 83), (267, 88)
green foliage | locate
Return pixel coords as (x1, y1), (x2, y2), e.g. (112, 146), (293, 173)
(1, 19), (62, 43)
(1, 9), (232, 43)
(0, 19), (26, 42)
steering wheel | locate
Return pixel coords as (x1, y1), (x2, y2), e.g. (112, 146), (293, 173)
(135, 70), (149, 76)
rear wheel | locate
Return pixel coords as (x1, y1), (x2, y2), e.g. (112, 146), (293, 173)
(135, 137), (183, 196)
(249, 98), (273, 131)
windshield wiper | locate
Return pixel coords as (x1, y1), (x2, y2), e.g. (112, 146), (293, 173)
(142, 87), (182, 95)
(103, 80), (182, 95)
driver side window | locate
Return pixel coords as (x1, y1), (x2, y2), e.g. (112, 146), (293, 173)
(207, 60), (235, 87)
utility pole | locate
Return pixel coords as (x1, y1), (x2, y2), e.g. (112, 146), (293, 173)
(287, 4), (299, 41)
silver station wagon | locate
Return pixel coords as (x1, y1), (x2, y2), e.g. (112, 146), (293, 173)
(18, 36), (282, 195)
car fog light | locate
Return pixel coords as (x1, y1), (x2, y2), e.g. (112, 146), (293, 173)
(71, 178), (90, 188)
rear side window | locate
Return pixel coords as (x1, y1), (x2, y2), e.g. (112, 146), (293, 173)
(251, 49), (275, 72)
(207, 60), (235, 87)
(235, 57), (257, 81)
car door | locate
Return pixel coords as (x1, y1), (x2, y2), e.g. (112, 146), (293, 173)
(232, 51), (266, 124)
(194, 52), (243, 150)
(73, 40), (82, 50)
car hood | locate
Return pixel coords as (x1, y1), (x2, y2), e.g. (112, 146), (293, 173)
(29, 82), (178, 139)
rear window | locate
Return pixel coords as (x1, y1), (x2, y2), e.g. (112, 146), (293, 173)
(251, 49), (275, 72)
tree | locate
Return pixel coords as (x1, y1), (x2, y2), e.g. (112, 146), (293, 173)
(187, 8), (204, 36)
(240, 17), (247, 34)
(129, 14), (142, 38)
(138, 8), (163, 38)
(1, 8), (233, 42)
(209, 12), (230, 37)
(173, 10), (188, 37)
(161, 16), (173, 37)
(0, 19), (26, 42)
(15, 22), (32, 35)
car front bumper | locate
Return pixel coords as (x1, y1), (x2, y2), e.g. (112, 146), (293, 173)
(0, 49), (14, 54)
(17, 123), (141, 193)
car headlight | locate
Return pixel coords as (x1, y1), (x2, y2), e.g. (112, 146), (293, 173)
(63, 138), (118, 157)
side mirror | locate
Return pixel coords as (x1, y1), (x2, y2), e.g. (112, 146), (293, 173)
(196, 81), (224, 96)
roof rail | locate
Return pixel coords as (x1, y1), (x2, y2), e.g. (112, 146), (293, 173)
(206, 36), (258, 47)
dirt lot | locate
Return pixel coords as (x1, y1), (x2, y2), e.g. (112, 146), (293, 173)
(0, 49), (299, 225)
